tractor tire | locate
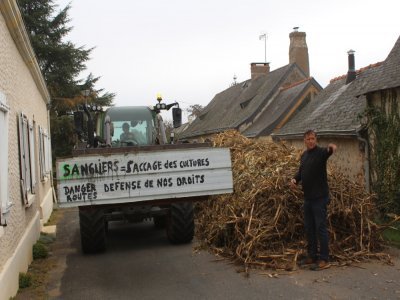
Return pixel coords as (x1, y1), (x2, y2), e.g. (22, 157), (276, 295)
(166, 202), (194, 244)
(79, 207), (107, 254)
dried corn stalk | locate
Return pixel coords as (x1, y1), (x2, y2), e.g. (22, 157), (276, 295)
(195, 130), (390, 272)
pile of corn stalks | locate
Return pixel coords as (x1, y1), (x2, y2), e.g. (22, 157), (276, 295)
(195, 130), (391, 272)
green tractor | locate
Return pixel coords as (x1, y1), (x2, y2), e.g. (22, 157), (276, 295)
(72, 96), (198, 253)
(58, 95), (232, 253)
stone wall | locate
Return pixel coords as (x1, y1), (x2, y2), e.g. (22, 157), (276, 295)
(282, 137), (366, 187)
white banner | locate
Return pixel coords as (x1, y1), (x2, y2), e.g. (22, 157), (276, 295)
(56, 147), (233, 207)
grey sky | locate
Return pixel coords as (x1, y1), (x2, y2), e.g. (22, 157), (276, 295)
(56, 0), (399, 120)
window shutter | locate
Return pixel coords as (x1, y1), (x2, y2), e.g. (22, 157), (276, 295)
(39, 126), (45, 180)
(45, 130), (52, 174)
(28, 120), (36, 193)
(18, 113), (31, 203)
(0, 92), (10, 225)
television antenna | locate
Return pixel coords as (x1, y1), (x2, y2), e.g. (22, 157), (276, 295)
(259, 32), (267, 63)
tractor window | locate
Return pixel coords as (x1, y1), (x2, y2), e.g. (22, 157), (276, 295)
(112, 120), (149, 146)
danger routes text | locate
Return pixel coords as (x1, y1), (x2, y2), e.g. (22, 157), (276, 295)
(62, 174), (205, 202)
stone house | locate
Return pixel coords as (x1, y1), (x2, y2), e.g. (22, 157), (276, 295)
(272, 42), (399, 189)
(179, 29), (322, 141)
(356, 36), (400, 211)
(0, 1), (54, 299)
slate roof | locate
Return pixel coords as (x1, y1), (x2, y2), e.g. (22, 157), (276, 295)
(242, 78), (321, 137)
(180, 63), (307, 139)
(358, 35), (400, 94)
(273, 62), (384, 139)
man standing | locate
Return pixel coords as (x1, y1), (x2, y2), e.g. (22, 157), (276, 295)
(290, 129), (337, 270)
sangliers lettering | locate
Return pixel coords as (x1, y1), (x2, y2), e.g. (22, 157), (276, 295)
(63, 160), (118, 177)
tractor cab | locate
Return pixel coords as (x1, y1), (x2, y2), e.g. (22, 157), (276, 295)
(100, 106), (155, 147)
(74, 95), (182, 148)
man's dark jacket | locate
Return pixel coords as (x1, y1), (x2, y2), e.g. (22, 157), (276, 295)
(294, 145), (333, 200)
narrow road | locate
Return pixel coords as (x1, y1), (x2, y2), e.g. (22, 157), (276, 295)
(38, 208), (400, 299)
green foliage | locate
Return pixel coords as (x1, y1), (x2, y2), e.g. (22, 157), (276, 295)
(362, 90), (400, 216)
(50, 114), (75, 158)
(32, 241), (49, 260)
(382, 226), (400, 248)
(38, 233), (56, 244)
(19, 272), (33, 289)
(17, 0), (115, 157)
(17, 0), (88, 99)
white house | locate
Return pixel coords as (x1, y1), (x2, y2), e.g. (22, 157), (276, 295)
(0, 1), (54, 299)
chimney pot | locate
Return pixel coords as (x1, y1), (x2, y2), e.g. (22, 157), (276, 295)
(346, 49), (356, 84)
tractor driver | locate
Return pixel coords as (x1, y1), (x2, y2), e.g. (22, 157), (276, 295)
(120, 122), (137, 144)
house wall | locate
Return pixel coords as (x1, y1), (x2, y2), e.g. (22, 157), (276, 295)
(366, 87), (400, 192)
(282, 137), (366, 187)
(0, 3), (53, 299)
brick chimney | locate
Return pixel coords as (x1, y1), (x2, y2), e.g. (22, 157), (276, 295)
(289, 27), (310, 77)
(346, 49), (356, 84)
(250, 62), (270, 80)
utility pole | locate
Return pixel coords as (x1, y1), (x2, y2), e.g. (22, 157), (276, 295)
(259, 33), (267, 63)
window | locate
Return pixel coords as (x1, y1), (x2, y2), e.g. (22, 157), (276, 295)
(111, 120), (150, 146)
(18, 113), (37, 206)
(0, 92), (11, 225)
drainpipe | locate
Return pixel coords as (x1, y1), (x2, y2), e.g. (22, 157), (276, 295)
(356, 131), (370, 193)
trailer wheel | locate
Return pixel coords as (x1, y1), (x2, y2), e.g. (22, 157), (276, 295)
(79, 207), (107, 254)
(167, 202), (194, 244)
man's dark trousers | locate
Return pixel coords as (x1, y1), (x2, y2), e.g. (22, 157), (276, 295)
(304, 197), (329, 261)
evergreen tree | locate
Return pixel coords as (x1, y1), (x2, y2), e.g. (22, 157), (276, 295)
(17, 0), (115, 157)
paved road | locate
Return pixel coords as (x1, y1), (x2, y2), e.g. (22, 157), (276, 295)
(42, 208), (400, 299)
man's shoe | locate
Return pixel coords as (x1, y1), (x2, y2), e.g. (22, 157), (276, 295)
(298, 257), (316, 267)
(310, 260), (331, 271)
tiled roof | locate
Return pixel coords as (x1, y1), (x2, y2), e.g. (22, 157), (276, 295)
(273, 63), (383, 138)
(329, 62), (383, 83)
(358, 35), (400, 94)
(242, 78), (321, 137)
(180, 63), (303, 139)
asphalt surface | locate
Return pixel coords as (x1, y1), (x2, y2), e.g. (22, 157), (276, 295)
(39, 208), (400, 299)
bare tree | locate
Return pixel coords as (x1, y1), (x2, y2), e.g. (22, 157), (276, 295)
(186, 104), (204, 120)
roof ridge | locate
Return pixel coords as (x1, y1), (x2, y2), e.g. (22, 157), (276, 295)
(280, 77), (312, 91)
(329, 62), (383, 83)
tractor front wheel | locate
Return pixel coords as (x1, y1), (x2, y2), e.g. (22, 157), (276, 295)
(166, 202), (194, 244)
(79, 207), (107, 254)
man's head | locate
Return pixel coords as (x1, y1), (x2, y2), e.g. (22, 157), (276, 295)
(122, 122), (130, 133)
(303, 129), (317, 150)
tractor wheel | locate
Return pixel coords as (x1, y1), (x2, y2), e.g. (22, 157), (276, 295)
(79, 207), (107, 254)
(166, 202), (194, 244)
